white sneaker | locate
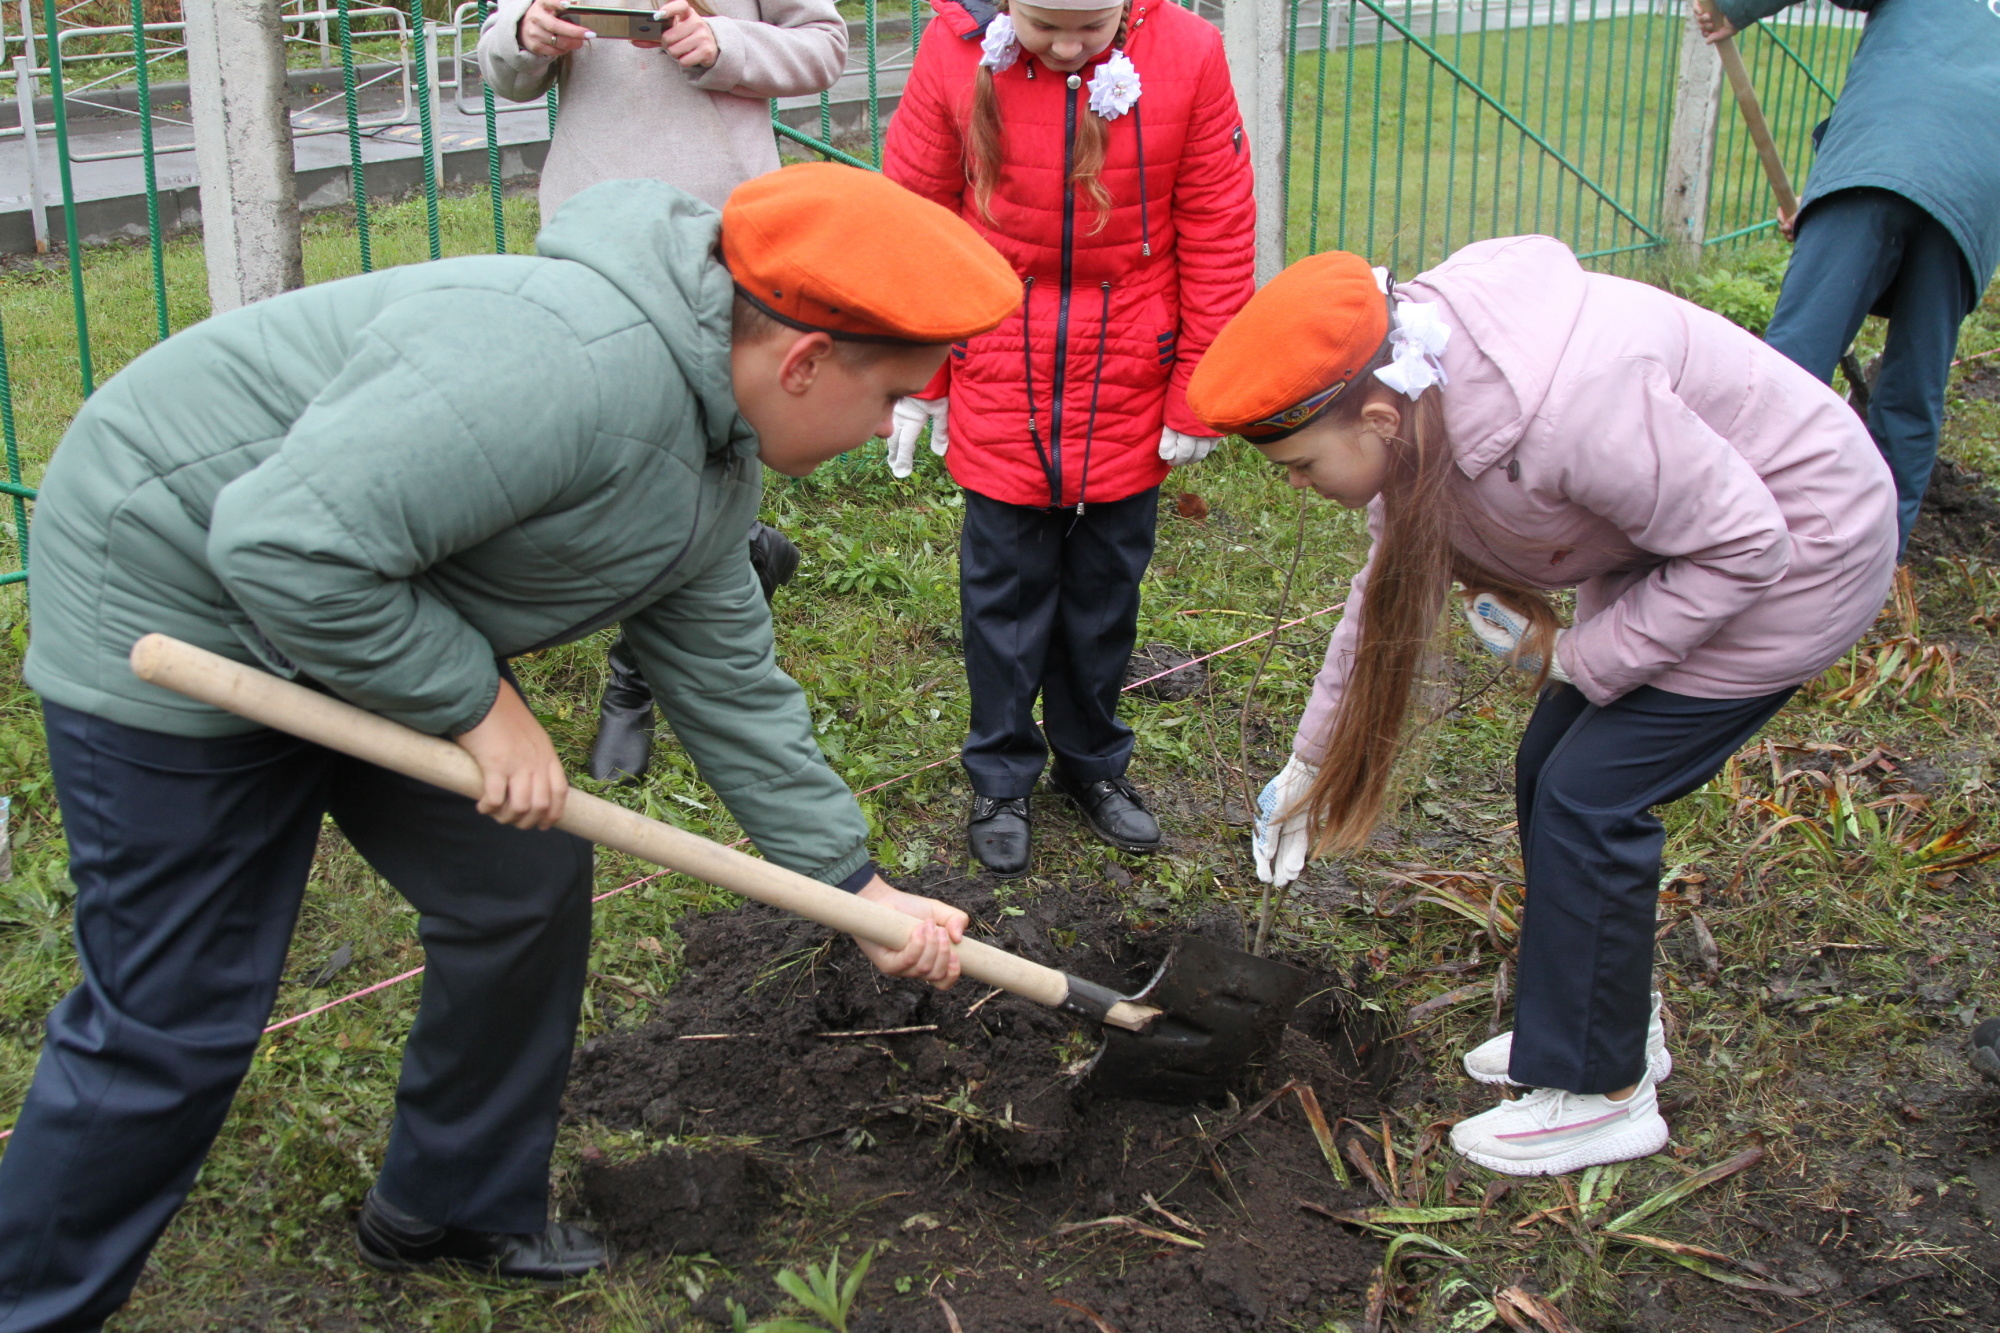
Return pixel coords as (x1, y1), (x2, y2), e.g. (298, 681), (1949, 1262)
(1463, 991), (1671, 1088)
(1450, 1076), (1669, 1176)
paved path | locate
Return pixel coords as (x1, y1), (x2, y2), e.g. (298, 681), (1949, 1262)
(0, 22), (921, 254)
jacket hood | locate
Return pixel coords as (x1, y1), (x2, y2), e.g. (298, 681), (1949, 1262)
(535, 179), (755, 459)
(1403, 235), (1590, 478)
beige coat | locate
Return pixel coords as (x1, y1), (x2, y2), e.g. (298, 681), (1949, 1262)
(479, 0), (847, 213)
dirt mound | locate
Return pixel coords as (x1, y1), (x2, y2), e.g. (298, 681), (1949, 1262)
(565, 872), (1399, 1330)
(1908, 456), (2000, 562)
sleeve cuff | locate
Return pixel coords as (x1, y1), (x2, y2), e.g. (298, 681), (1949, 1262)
(685, 15), (747, 89)
(443, 672), (505, 739)
(835, 860), (881, 893)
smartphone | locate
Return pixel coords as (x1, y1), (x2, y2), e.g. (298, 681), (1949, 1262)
(563, 5), (667, 40)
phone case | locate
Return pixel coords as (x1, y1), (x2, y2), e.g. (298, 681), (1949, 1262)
(567, 6), (665, 40)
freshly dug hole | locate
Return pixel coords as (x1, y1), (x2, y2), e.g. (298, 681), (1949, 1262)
(565, 871), (1400, 1330)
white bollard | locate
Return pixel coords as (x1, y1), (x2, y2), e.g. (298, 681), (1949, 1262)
(15, 56), (46, 254)
(1661, 4), (1724, 266)
(186, 0), (303, 312)
(1222, 0), (1286, 286)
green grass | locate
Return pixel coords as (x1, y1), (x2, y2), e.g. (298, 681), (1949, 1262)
(0, 173), (1996, 1330)
(1280, 10), (1864, 276)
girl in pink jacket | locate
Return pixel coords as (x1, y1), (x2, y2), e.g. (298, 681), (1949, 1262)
(1188, 236), (1897, 1176)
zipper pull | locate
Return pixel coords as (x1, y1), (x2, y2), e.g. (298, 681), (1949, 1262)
(1076, 502), (1086, 515)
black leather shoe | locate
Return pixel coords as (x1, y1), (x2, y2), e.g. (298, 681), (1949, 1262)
(355, 1189), (609, 1284)
(748, 521), (801, 603)
(1053, 771), (1161, 853)
(968, 795), (1031, 877)
(589, 641), (655, 783)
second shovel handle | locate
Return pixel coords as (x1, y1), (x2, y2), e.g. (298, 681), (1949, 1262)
(127, 635), (1115, 1022)
(1715, 35), (1799, 220)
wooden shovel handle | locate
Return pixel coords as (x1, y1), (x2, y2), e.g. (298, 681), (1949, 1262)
(1714, 34), (1800, 222)
(129, 635), (1157, 1031)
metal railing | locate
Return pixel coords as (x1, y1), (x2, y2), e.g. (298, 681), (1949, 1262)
(0, 0), (1881, 594)
(1278, 0), (1862, 274)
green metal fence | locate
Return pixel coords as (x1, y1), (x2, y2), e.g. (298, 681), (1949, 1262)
(1280, 0), (1863, 274)
(0, 0), (1873, 594)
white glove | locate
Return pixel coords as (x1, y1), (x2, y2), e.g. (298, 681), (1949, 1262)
(886, 396), (949, 478)
(1462, 590), (1570, 684)
(1158, 427), (1221, 467)
(1252, 755), (1318, 887)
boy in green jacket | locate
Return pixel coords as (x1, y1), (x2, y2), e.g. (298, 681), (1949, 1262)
(0, 164), (1021, 1329)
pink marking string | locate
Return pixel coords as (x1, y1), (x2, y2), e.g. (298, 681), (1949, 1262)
(0, 600), (1346, 1139)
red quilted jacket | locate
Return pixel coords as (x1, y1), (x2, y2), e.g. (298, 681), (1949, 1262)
(883, 0), (1256, 509)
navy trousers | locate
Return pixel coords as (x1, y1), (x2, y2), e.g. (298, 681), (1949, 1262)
(959, 487), (1158, 799)
(0, 702), (592, 1333)
(1507, 683), (1793, 1095)
(1763, 187), (1978, 553)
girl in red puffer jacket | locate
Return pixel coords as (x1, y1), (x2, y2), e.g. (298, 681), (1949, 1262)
(883, 0), (1255, 877)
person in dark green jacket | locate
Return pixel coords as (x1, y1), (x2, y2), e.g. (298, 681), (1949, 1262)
(1703, 0), (2000, 552)
(0, 163), (1022, 1329)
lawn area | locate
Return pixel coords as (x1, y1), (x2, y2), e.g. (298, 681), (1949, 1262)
(0, 182), (1996, 1331)
(1280, 8), (1863, 276)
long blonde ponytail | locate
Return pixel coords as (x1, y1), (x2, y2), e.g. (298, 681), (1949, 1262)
(1301, 351), (1561, 855)
(966, 2), (1127, 230)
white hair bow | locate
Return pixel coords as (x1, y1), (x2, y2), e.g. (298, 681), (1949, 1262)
(979, 14), (1021, 72)
(1373, 297), (1451, 399)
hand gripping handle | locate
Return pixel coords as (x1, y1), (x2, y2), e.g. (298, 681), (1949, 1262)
(128, 635), (1159, 1031)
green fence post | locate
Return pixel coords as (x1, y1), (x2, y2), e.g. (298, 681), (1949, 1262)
(0, 312), (26, 584)
(479, 0), (505, 253)
(408, 0), (442, 260)
(1280, 0), (1299, 266)
(43, 0), (92, 397)
(1305, 0), (1329, 254)
(337, 0), (374, 272)
(865, 0), (880, 165)
(131, 0), (168, 341)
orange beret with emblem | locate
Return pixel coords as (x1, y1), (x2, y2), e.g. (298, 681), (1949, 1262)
(1187, 251), (1391, 441)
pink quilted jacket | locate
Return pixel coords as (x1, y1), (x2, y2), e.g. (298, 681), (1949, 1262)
(1294, 236), (1898, 764)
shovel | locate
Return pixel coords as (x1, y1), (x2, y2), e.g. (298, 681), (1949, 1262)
(129, 634), (1309, 1104)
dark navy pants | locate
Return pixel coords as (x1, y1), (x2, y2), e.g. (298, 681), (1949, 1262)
(0, 702), (592, 1333)
(1763, 187), (1978, 553)
(1507, 683), (1794, 1095)
(959, 487), (1158, 799)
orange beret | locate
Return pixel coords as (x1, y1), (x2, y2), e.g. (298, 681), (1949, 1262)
(1186, 251), (1391, 441)
(721, 163), (1021, 345)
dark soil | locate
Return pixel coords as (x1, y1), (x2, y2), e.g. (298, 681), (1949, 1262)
(1957, 360), (2000, 405)
(1124, 642), (1211, 702)
(564, 871), (1399, 1331)
(1906, 456), (2000, 563)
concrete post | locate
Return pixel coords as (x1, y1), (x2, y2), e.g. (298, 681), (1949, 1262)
(1660, 5), (1724, 266)
(185, 0), (303, 312)
(1222, 0), (1286, 285)
(15, 57), (46, 253)
(423, 19), (446, 182)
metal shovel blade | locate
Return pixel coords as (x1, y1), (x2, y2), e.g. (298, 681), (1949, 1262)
(1086, 935), (1312, 1105)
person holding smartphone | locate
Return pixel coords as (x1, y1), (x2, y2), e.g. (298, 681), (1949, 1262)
(479, 0), (848, 783)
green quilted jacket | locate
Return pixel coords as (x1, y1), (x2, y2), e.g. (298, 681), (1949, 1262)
(25, 179), (870, 885)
